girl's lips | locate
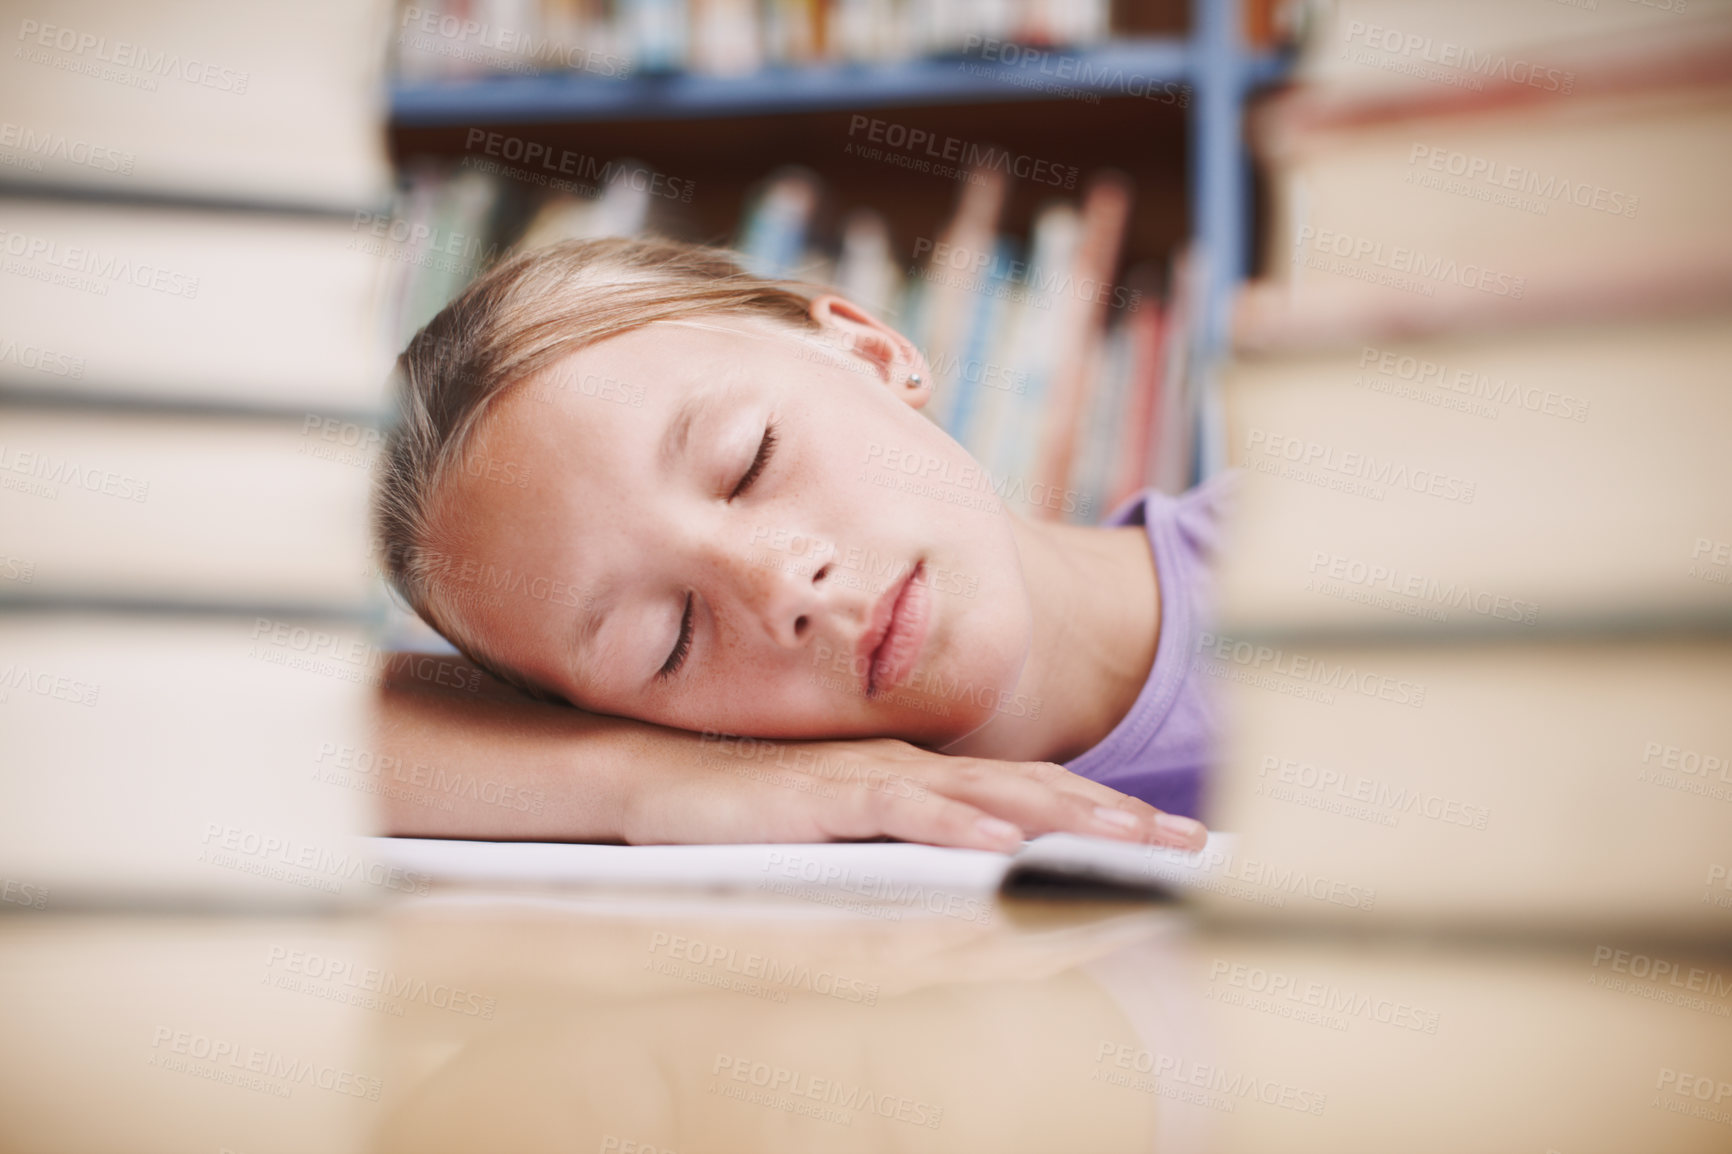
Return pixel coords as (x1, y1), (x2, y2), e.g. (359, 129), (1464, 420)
(864, 561), (931, 698)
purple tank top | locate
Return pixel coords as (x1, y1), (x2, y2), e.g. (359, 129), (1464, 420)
(1061, 477), (1228, 820)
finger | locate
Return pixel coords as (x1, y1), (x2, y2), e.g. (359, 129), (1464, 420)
(818, 785), (1025, 853)
(924, 761), (1163, 846)
(995, 761), (1209, 850)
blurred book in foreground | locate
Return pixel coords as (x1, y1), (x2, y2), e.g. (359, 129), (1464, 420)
(1208, 3), (1732, 934)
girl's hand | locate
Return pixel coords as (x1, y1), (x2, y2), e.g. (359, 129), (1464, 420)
(615, 734), (1208, 853)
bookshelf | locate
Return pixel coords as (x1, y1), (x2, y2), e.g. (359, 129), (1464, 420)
(390, 38), (1285, 125)
(387, 0), (1290, 356)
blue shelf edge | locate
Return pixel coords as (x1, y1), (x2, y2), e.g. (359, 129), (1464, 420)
(389, 38), (1287, 125)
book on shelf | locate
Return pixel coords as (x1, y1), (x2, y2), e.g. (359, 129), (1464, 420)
(1031, 169), (1132, 515)
(388, 0), (1117, 79)
(733, 165), (825, 280)
(1103, 265), (1169, 510)
(0, 0), (393, 210)
(908, 165), (1007, 435)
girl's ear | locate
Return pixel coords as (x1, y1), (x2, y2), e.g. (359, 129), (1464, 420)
(807, 293), (934, 409)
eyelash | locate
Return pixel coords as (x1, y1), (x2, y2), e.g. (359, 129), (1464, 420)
(660, 423), (774, 680)
(658, 592), (693, 680)
(728, 422), (778, 501)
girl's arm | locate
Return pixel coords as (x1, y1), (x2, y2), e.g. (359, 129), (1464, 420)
(373, 655), (1208, 852)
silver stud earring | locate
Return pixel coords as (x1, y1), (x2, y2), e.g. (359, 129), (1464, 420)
(906, 373), (922, 388)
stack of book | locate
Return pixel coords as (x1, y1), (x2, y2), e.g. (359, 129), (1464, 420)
(1199, 0), (1732, 933)
(0, 0), (409, 907)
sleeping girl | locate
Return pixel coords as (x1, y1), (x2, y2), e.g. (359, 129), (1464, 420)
(372, 236), (1224, 854)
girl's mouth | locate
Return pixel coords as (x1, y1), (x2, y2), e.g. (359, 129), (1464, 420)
(863, 560), (931, 699)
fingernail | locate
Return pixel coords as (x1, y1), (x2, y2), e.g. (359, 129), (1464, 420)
(976, 816), (1023, 847)
(1093, 806), (1139, 832)
(1154, 814), (1206, 845)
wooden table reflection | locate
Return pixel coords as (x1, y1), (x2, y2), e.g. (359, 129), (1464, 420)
(0, 889), (1727, 1153)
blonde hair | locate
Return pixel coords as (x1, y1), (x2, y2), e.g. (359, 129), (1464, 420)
(373, 235), (821, 697)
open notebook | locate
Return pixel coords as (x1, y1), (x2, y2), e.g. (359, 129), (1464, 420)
(368, 832), (1238, 903)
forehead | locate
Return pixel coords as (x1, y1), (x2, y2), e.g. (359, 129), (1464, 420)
(421, 316), (793, 654)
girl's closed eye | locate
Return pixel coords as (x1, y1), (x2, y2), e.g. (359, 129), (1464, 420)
(728, 422), (777, 501)
(658, 591), (694, 679)
(660, 422), (777, 681)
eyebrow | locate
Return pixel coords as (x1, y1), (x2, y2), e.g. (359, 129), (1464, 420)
(661, 389), (708, 472)
(569, 588), (610, 679)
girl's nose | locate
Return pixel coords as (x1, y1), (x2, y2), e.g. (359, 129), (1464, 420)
(716, 535), (837, 650)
